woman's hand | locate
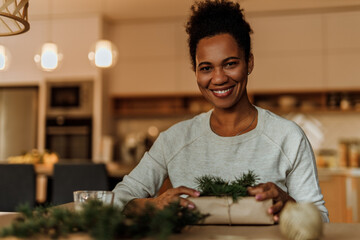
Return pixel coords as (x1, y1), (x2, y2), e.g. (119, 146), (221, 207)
(126, 186), (200, 213)
(247, 182), (295, 222)
(151, 186), (200, 209)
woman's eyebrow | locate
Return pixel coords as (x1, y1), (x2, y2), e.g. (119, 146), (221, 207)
(197, 62), (211, 68)
(197, 57), (241, 68)
(223, 56), (241, 62)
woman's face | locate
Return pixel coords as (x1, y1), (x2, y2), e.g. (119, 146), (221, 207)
(195, 33), (253, 110)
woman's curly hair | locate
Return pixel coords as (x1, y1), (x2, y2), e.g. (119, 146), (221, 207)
(186, 0), (253, 71)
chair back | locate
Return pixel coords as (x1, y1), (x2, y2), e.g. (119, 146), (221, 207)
(0, 164), (36, 211)
(51, 163), (109, 205)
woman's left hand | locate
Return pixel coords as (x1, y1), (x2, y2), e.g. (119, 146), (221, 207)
(247, 182), (295, 222)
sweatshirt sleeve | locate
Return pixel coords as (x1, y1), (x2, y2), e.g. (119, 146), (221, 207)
(112, 133), (168, 210)
(287, 134), (330, 222)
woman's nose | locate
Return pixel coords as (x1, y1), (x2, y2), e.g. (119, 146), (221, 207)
(212, 67), (228, 85)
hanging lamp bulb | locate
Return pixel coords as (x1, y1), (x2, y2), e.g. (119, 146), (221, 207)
(88, 39), (118, 68)
(0, 44), (11, 71)
(33, 0), (62, 72)
(34, 42), (63, 72)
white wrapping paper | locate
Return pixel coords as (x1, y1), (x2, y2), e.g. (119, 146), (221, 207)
(189, 196), (274, 225)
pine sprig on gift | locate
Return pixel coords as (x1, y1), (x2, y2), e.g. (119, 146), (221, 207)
(233, 170), (260, 188)
(0, 200), (208, 240)
(195, 170), (259, 202)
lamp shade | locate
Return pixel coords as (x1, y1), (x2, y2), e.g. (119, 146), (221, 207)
(88, 40), (118, 68)
(34, 42), (63, 72)
(0, 0), (30, 36)
(0, 44), (11, 71)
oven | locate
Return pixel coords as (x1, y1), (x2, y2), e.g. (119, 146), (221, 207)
(45, 117), (92, 161)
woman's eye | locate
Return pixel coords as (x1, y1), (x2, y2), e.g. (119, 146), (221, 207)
(200, 66), (212, 72)
(224, 61), (238, 68)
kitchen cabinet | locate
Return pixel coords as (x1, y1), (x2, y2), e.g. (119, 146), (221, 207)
(325, 11), (360, 89)
(107, 10), (360, 95)
(347, 174), (360, 223)
(318, 169), (360, 223)
(318, 170), (349, 222)
(247, 14), (324, 91)
(108, 20), (199, 95)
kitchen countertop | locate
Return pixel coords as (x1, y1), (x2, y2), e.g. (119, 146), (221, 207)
(318, 167), (360, 177)
(34, 162), (137, 178)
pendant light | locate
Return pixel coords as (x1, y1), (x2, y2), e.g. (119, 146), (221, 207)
(0, 0), (30, 36)
(88, 39), (118, 68)
(88, 0), (118, 69)
(0, 44), (11, 71)
(33, 0), (62, 72)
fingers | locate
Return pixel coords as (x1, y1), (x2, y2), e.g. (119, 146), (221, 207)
(273, 214), (279, 223)
(269, 200), (284, 215)
(169, 186), (200, 198)
(169, 186), (199, 209)
(248, 182), (277, 201)
(179, 198), (196, 209)
(248, 182), (293, 221)
(153, 186), (200, 209)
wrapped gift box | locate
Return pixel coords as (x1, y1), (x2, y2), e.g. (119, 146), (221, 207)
(188, 196), (274, 225)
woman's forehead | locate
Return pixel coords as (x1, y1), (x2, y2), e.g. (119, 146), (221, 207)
(196, 33), (244, 62)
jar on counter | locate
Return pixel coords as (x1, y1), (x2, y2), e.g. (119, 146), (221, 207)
(338, 140), (349, 167)
(316, 149), (337, 168)
(349, 140), (360, 168)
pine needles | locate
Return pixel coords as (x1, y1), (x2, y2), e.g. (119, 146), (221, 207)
(196, 170), (259, 202)
(0, 200), (208, 240)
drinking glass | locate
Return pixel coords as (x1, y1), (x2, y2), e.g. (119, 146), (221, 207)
(73, 190), (114, 211)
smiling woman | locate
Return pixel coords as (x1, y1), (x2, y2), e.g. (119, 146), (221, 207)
(112, 0), (329, 224)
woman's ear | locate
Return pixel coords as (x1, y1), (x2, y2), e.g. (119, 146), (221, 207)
(247, 53), (254, 75)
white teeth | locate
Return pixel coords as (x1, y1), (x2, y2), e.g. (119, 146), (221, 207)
(213, 88), (231, 94)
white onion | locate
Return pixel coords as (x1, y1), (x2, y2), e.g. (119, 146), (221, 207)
(280, 202), (323, 240)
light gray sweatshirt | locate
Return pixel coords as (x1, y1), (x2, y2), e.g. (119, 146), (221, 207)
(113, 106), (329, 222)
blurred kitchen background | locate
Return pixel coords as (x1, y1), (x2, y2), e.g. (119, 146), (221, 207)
(1, 0), (360, 222)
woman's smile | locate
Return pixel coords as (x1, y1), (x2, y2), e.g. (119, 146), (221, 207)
(211, 86), (235, 98)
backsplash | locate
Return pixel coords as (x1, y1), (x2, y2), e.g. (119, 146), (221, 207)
(286, 112), (360, 151)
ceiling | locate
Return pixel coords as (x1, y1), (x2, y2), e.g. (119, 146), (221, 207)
(29, 0), (360, 21)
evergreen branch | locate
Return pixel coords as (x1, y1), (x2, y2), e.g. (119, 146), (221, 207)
(196, 170), (259, 202)
(0, 200), (208, 240)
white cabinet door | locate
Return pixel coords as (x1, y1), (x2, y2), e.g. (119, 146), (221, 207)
(325, 11), (360, 89)
(247, 14), (324, 91)
(108, 22), (178, 95)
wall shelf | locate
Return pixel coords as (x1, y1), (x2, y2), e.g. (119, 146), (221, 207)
(111, 94), (212, 117)
(111, 90), (360, 117)
(250, 89), (360, 114)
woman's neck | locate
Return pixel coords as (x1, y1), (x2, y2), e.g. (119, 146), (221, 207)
(210, 99), (257, 137)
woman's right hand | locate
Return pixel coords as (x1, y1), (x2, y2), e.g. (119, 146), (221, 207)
(151, 186), (200, 209)
(127, 186), (200, 212)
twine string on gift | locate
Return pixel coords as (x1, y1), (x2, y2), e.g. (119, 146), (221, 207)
(226, 196), (233, 226)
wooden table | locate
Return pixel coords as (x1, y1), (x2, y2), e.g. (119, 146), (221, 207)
(0, 211), (359, 240)
(169, 224), (360, 240)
